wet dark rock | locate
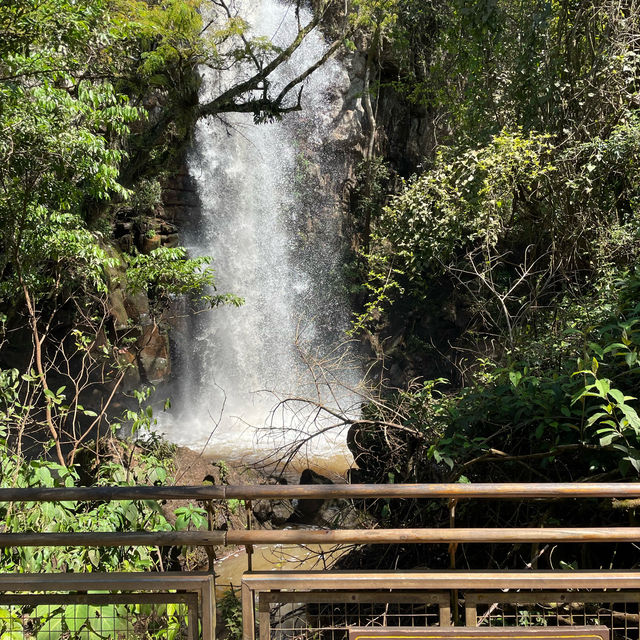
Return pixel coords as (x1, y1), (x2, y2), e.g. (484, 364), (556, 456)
(251, 499), (273, 524)
(271, 500), (296, 526)
(123, 291), (150, 322)
(163, 233), (180, 248)
(138, 323), (171, 384)
(252, 498), (295, 526)
(142, 233), (162, 253)
(117, 233), (133, 252)
(288, 468), (333, 525)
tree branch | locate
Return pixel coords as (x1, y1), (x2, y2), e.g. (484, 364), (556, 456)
(198, 3), (346, 120)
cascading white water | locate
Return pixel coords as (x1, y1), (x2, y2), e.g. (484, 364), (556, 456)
(161, 0), (359, 464)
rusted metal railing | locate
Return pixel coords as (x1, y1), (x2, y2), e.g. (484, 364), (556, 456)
(0, 483), (639, 549)
(1, 481), (640, 502)
(2, 483), (640, 640)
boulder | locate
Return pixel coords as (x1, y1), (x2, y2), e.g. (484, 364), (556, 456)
(142, 234), (162, 253)
(252, 499), (294, 526)
(271, 500), (295, 526)
(108, 289), (129, 331)
(123, 290), (150, 322)
(138, 324), (171, 384)
(162, 233), (180, 248)
(117, 233), (133, 253)
(290, 468), (333, 524)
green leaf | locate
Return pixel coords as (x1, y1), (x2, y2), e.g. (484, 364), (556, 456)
(595, 378), (611, 397)
(65, 605), (89, 633)
(36, 614), (64, 640)
(619, 404), (640, 430)
(586, 411), (610, 426)
(609, 388), (626, 404)
(509, 371), (522, 387)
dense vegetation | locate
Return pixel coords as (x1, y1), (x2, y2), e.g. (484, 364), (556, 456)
(0, 0), (230, 470)
(342, 0), (640, 569)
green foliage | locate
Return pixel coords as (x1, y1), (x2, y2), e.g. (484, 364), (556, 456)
(350, 0), (399, 32)
(0, 434), (174, 573)
(1, 600), (190, 640)
(215, 460), (231, 483)
(0, 0), (215, 307)
(349, 0), (640, 498)
(356, 0), (640, 313)
(32, 603), (133, 640)
(389, 130), (552, 263)
(0, 606), (23, 640)
(174, 503), (207, 530)
(219, 588), (243, 640)
(0, 378), (199, 574)
(355, 130), (555, 328)
(130, 179), (163, 214)
(402, 272), (640, 479)
(126, 247), (244, 309)
(349, 252), (404, 335)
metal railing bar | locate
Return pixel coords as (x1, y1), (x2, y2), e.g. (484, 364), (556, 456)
(0, 485), (225, 502)
(1, 482), (640, 503)
(222, 482), (640, 500)
(0, 527), (640, 548)
(0, 593), (197, 605)
(0, 572), (212, 589)
(241, 570), (640, 590)
(467, 591), (640, 605)
(0, 531), (225, 547)
(226, 527), (640, 544)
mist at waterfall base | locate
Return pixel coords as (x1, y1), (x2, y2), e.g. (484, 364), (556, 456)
(159, 0), (361, 469)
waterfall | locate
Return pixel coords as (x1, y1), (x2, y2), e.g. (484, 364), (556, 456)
(161, 0), (359, 465)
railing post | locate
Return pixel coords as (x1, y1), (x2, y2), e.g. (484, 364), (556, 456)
(205, 500), (217, 640)
(448, 497), (459, 624)
(242, 581), (255, 640)
(202, 574), (216, 640)
(244, 499), (256, 640)
(245, 499), (254, 572)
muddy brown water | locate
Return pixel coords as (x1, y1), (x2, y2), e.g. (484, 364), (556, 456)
(213, 451), (353, 483)
(214, 543), (345, 596)
(179, 447), (353, 594)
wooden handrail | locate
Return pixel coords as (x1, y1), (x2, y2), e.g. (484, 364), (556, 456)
(0, 485), (225, 502)
(224, 527), (640, 544)
(241, 570), (640, 590)
(0, 527), (639, 548)
(0, 483), (638, 552)
(0, 531), (226, 547)
(1, 482), (640, 503)
(224, 482), (640, 499)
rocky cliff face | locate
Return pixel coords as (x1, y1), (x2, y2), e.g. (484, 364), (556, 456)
(107, 169), (201, 390)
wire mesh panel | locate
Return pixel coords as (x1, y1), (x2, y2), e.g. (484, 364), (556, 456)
(0, 592), (199, 640)
(259, 591), (450, 640)
(465, 591), (640, 640)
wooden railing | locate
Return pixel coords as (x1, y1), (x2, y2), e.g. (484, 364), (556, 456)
(3, 482), (640, 640)
(0, 482), (639, 549)
(2, 481), (640, 501)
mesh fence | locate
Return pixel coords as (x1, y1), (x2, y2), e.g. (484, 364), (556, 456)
(260, 591), (448, 640)
(0, 592), (199, 640)
(258, 589), (640, 640)
(466, 591), (640, 640)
